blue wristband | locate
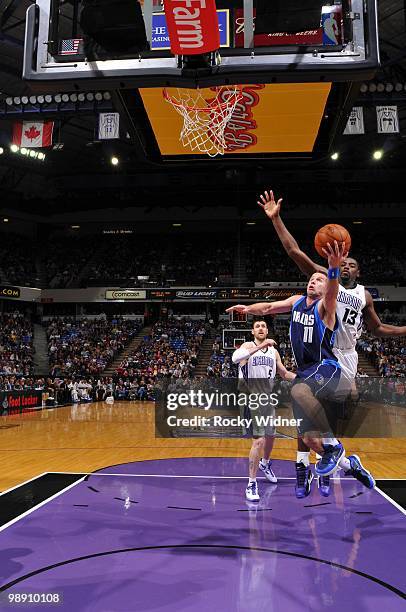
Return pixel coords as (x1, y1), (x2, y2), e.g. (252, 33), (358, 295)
(328, 267), (339, 280)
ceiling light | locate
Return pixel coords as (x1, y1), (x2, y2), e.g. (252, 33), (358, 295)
(10, 144), (19, 153)
(330, 152), (339, 160)
(44, 94), (53, 103)
(373, 150), (383, 160)
(111, 156), (119, 166)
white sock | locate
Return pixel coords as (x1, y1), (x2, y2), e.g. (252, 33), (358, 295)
(260, 457), (267, 465)
(248, 478), (256, 484)
(297, 451), (310, 466)
(339, 456), (351, 471)
(322, 437), (339, 446)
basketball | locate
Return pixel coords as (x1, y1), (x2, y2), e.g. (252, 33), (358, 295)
(314, 224), (351, 258)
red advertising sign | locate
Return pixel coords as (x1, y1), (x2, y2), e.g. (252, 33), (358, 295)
(164, 0), (220, 55)
(234, 9), (323, 47)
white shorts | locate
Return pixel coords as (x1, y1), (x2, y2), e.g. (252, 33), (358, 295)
(333, 348), (358, 398)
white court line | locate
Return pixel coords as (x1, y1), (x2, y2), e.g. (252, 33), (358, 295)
(0, 473), (48, 497)
(374, 486), (406, 516)
(46, 471), (352, 481)
(0, 476), (86, 534)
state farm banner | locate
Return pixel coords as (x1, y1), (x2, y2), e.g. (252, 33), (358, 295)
(164, 0), (220, 55)
(0, 390), (42, 416)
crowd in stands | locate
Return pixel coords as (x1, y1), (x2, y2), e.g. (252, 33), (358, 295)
(0, 312), (34, 376)
(116, 317), (208, 384)
(357, 312), (406, 377)
(358, 334), (406, 377)
(47, 317), (141, 377)
(44, 235), (99, 288)
(86, 235), (162, 287)
(85, 236), (234, 287)
(1, 228), (405, 288)
(0, 233), (38, 287)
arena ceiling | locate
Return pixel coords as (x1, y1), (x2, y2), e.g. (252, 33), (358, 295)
(0, 0), (405, 213)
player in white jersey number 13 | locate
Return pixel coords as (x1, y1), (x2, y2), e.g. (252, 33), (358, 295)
(231, 319), (296, 502)
(258, 189), (406, 498)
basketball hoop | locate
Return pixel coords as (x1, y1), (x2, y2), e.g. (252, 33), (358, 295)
(163, 86), (243, 157)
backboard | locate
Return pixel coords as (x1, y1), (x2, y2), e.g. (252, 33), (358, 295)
(23, 0), (379, 90)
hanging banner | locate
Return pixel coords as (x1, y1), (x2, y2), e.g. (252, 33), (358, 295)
(12, 121), (54, 148)
(343, 107), (364, 135)
(98, 112), (120, 140)
(163, 0), (220, 55)
(376, 106), (399, 133)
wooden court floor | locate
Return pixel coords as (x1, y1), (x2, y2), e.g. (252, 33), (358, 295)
(1, 401), (405, 492)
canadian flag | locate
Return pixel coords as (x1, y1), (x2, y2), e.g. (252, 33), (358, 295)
(12, 121), (54, 148)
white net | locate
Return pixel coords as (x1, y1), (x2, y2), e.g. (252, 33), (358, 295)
(163, 86), (243, 157)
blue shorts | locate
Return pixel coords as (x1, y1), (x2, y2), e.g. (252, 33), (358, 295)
(295, 359), (341, 400)
(292, 360), (341, 435)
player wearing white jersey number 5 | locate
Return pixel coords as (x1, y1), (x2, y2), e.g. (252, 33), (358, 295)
(258, 189), (406, 498)
(231, 319), (296, 502)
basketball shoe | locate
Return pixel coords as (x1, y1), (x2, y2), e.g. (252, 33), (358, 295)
(315, 442), (345, 476)
(259, 459), (278, 483)
(245, 481), (260, 502)
(345, 455), (375, 489)
(295, 462), (314, 498)
(317, 475), (331, 497)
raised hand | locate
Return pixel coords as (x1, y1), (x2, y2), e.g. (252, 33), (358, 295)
(322, 241), (349, 270)
(257, 190), (283, 220)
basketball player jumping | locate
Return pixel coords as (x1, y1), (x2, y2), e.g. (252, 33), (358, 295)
(227, 240), (377, 496)
(231, 319), (296, 501)
(257, 189), (406, 497)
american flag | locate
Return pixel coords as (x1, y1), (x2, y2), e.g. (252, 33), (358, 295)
(60, 38), (82, 55)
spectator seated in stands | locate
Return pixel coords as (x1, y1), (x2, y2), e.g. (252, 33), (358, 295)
(116, 317), (207, 383)
(46, 317), (141, 377)
(0, 312), (34, 376)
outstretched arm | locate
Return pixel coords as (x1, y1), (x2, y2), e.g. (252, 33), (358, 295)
(232, 338), (276, 365)
(363, 292), (406, 337)
(226, 294), (302, 317)
(319, 241), (348, 330)
(258, 190), (327, 276)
